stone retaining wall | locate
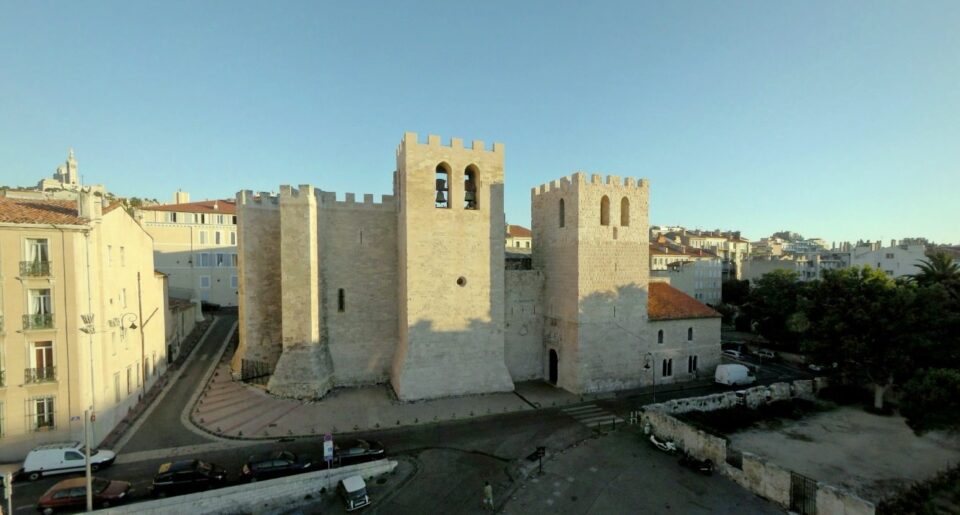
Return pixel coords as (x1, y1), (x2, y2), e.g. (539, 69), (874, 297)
(100, 459), (397, 515)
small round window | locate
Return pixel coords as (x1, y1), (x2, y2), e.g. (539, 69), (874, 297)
(457, 276), (467, 287)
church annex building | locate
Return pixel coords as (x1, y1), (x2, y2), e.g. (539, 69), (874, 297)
(231, 133), (720, 401)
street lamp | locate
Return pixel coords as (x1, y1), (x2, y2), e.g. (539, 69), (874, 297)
(643, 352), (657, 403)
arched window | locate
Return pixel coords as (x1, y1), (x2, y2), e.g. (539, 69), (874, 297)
(338, 288), (346, 312)
(687, 327), (693, 341)
(559, 199), (565, 228)
(435, 164), (450, 208)
(657, 329), (664, 344)
(621, 197), (630, 226)
(600, 196), (610, 226)
(464, 165), (478, 209)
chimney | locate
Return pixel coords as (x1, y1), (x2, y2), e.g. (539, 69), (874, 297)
(77, 188), (102, 221)
(214, 200), (219, 211)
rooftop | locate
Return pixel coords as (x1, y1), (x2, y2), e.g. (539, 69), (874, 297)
(648, 282), (721, 321)
(507, 224), (532, 238)
(142, 199), (236, 215)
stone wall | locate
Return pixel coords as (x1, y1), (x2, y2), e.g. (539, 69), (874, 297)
(642, 409), (727, 465)
(504, 270), (544, 381)
(817, 483), (876, 515)
(101, 459), (398, 515)
(725, 452), (792, 507)
(646, 317), (721, 387)
(318, 193), (398, 386)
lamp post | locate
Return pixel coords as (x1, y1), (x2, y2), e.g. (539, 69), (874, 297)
(643, 352), (657, 403)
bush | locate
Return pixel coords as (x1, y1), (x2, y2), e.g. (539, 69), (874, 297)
(900, 368), (960, 433)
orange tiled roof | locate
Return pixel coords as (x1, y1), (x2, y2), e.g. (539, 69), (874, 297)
(648, 243), (718, 258)
(648, 282), (721, 321)
(142, 199), (236, 215)
(507, 224), (532, 238)
(0, 197), (86, 225)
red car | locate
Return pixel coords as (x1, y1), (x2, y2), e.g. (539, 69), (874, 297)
(37, 477), (131, 514)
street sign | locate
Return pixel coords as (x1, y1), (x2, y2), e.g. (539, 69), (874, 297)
(323, 433), (334, 462)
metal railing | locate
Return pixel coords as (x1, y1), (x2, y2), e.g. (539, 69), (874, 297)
(22, 313), (54, 330)
(25, 367), (57, 384)
(19, 260), (52, 277)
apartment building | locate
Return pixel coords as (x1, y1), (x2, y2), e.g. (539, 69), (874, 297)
(0, 190), (166, 461)
(655, 228), (750, 280)
(652, 259), (722, 305)
(136, 192), (238, 307)
(505, 224), (532, 252)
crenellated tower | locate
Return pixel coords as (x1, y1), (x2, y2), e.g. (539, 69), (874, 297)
(531, 172), (650, 393)
(391, 133), (514, 400)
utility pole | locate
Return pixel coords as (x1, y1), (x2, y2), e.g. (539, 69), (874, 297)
(137, 272), (146, 400)
(85, 409), (92, 512)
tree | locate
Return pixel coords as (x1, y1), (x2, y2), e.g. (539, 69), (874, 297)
(744, 269), (809, 350)
(900, 368), (960, 433)
(771, 231), (803, 242)
(914, 252), (960, 300)
(802, 267), (935, 410)
(722, 279), (750, 306)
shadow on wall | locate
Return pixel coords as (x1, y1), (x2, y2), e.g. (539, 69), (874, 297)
(153, 248), (239, 305)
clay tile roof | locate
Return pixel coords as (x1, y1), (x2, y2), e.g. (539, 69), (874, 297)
(648, 282), (721, 321)
(507, 224), (532, 237)
(142, 199), (236, 215)
(0, 197), (86, 225)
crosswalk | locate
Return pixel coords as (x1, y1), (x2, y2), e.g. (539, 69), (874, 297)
(561, 403), (624, 428)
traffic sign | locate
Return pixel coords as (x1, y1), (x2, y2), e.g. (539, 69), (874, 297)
(323, 433), (334, 462)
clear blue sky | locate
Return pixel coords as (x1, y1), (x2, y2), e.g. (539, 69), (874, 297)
(2, 1), (958, 244)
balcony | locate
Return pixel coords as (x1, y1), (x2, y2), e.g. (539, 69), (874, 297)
(23, 313), (54, 331)
(20, 260), (52, 277)
(25, 366), (56, 384)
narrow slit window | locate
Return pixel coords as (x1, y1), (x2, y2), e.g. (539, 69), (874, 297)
(688, 327), (694, 341)
(338, 288), (345, 312)
(464, 166), (478, 209)
(657, 329), (664, 344)
(435, 164), (450, 208)
(559, 199), (565, 228)
(621, 197), (630, 226)
(600, 196), (610, 226)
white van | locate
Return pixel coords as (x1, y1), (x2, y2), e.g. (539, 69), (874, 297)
(714, 364), (756, 386)
(22, 442), (116, 481)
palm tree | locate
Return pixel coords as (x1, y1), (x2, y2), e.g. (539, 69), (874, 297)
(914, 252), (960, 298)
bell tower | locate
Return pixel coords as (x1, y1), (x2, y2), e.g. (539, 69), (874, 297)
(392, 133), (514, 400)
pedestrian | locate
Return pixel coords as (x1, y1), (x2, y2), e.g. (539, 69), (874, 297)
(483, 481), (494, 511)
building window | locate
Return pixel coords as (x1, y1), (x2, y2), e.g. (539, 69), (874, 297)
(231, 253), (238, 267)
(215, 231), (222, 245)
(120, 288), (127, 308)
(25, 289), (53, 330)
(107, 245), (112, 266)
(464, 166), (478, 209)
(31, 396), (56, 431)
(216, 253), (224, 267)
(232, 216), (237, 224)
(26, 238), (50, 264)
(230, 275), (238, 288)
(120, 246), (125, 267)
(217, 215), (225, 224)
(526, 241), (530, 248)
(657, 329), (664, 344)
(559, 199), (565, 228)
(28, 341), (55, 383)
(126, 367), (132, 394)
(200, 275), (211, 289)
(885, 253), (894, 259)
(136, 362), (141, 387)
(600, 196), (610, 226)
(167, 212), (177, 223)
(199, 231), (207, 245)
(199, 253), (211, 267)
(662, 359), (673, 377)
(114, 373), (121, 403)
(688, 327), (694, 341)
(230, 232), (237, 245)
(688, 355), (698, 373)
(200, 214), (207, 224)
(435, 164), (450, 208)
(621, 197), (630, 226)
(338, 288), (345, 312)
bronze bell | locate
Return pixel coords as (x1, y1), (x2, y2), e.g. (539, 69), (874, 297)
(435, 178), (447, 191)
(464, 191), (476, 203)
(436, 190), (447, 203)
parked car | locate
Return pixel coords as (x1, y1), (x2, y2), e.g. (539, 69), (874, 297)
(755, 349), (776, 360)
(37, 477), (131, 514)
(721, 349), (744, 360)
(22, 442), (116, 481)
(149, 460), (227, 498)
(333, 439), (385, 467)
(241, 451), (313, 482)
(338, 475), (371, 511)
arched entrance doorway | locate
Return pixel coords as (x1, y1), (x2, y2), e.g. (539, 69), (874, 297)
(548, 349), (558, 385)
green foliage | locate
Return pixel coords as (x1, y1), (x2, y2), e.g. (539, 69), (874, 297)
(744, 269), (809, 350)
(721, 279), (750, 306)
(900, 369), (960, 433)
(914, 252), (960, 300)
(771, 231), (803, 242)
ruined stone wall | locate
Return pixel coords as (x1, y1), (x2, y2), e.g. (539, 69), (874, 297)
(232, 190), (282, 376)
(392, 133), (514, 400)
(317, 192), (398, 386)
(646, 317), (721, 386)
(504, 269), (544, 381)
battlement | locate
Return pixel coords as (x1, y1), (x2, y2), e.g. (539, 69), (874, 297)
(397, 132), (505, 156)
(531, 172), (649, 197)
(238, 189), (280, 206)
(318, 191), (397, 211)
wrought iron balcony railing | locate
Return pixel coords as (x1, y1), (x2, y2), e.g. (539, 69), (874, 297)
(25, 366), (56, 384)
(20, 260), (52, 277)
(22, 313), (54, 330)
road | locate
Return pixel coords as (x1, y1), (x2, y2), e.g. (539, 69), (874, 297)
(6, 317), (814, 513)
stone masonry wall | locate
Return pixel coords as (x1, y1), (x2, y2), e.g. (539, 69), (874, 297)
(391, 133), (514, 400)
(232, 190), (282, 376)
(646, 318), (721, 387)
(318, 192), (399, 386)
(504, 269), (544, 381)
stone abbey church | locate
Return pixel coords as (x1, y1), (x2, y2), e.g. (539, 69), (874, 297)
(232, 133), (720, 401)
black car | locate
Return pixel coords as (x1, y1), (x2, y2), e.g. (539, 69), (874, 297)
(333, 439), (385, 467)
(241, 451), (314, 482)
(149, 460), (228, 498)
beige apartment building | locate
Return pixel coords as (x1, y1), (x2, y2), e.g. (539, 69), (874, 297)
(0, 190), (166, 461)
(505, 224), (532, 251)
(137, 193), (238, 307)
